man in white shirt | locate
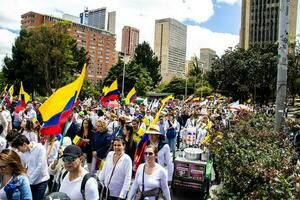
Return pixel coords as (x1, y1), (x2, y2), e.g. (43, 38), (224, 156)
(11, 134), (49, 200)
(23, 103), (37, 121)
(59, 145), (99, 200)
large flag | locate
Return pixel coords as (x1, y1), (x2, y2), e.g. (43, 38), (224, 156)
(105, 80), (120, 101)
(39, 64), (86, 135)
(14, 82), (31, 113)
(1, 85), (7, 97)
(125, 87), (137, 105)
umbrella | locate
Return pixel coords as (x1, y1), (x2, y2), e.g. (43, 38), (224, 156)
(229, 104), (251, 111)
(107, 101), (120, 108)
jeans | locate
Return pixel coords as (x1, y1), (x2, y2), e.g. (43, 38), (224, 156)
(166, 137), (177, 154)
(30, 180), (48, 200)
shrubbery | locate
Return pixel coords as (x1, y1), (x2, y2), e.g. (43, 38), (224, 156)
(209, 113), (300, 199)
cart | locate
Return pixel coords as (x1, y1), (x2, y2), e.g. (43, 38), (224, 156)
(172, 151), (213, 199)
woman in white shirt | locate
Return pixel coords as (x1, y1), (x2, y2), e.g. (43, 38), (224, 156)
(20, 118), (38, 143)
(99, 137), (132, 200)
(128, 145), (171, 200)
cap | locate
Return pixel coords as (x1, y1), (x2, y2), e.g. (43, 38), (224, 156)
(62, 145), (82, 158)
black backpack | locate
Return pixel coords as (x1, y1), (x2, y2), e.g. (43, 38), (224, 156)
(80, 173), (109, 200)
(60, 172), (109, 200)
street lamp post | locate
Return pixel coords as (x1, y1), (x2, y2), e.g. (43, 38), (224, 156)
(121, 61), (125, 97)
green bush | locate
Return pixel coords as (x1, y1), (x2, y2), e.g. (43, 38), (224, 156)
(210, 113), (300, 199)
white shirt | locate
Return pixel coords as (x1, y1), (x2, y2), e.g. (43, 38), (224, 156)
(22, 130), (38, 143)
(0, 177), (12, 200)
(157, 144), (174, 181)
(20, 142), (50, 185)
(107, 120), (118, 134)
(44, 140), (60, 165)
(59, 169), (99, 200)
(24, 109), (37, 121)
(128, 163), (171, 200)
(99, 151), (132, 199)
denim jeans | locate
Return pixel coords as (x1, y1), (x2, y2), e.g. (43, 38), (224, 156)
(166, 137), (177, 154)
(30, 180), (48, 200)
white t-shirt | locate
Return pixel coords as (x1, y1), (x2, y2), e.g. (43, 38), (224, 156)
(0, 177), (12, 200)
(59, 169), (99, 200)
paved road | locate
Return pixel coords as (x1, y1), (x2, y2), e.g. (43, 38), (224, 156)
(171, 188), (206, 200)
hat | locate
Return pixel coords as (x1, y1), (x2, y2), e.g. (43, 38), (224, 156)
(44, 192), (71, 200)
(78, 111), (85, 117)
(62, 145), (82, 158)
(145, 124), (162, 135)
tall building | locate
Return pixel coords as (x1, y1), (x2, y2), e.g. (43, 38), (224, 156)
(154, 18), (187, 81)
(80, 7), (116, 34)
(62, 14), (80, 23)
(240, 0), (298, 49)
(121, 26), (139, 57)
(200, 48), (216, 74)
(107, 11), (116, 34)
(185, 56), (202, 76)
(21, 11), (116, 83)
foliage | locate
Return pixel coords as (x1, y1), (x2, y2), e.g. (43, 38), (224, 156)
(160, 77), (194, 96)
(287, 42), (300, 105)
(207, 44), (278, 105)
(133, 41), (161, 88)
(104, 59), (153, 96)
(2, 23), (88, 96)
(208, 113), (300, 199)
(79, 80), (101, 100)
(195, 85), (213, 96)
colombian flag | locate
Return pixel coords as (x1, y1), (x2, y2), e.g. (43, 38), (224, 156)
(125, 87), (137, 105)
(14, 82), (31, 113)
(1, 85), (7, 97)
(39, 64), (86, 135)
(104, 80), (120, 101)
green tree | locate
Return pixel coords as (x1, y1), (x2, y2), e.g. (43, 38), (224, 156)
(160, 77), (194, 97)
(133, 41), (161, 88)
(104, 59), (153, 96)
(79, 80), (101, 100)
(287, 42), (300, 105)
(2, 22), (88, 96)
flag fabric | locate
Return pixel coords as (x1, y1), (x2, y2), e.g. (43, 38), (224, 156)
(1, 85), (7, 98)
(125, 87), (137, 105)
(14, 82), (31, 113)
(73, 135), (86, 147)
(143, 98), (148, 106)
(105, 80), (120, 101)
(5, 85), (14, 107)
(39, 64), (86, 136)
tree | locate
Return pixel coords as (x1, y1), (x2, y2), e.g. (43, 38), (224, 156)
(2, 22), (88, 96)
(287, 42), (300, 105)
(160, 77), (194, 97)
(133, 41), (161, 88)
(104, 59), (153, 96)
(79, 80), (101, 100)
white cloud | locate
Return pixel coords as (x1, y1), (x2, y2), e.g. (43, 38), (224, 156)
(187, 25), (239, 57)
(0, 29), (18, 66)
(0, 0), (240, 66)
(216, 0), (241, 5)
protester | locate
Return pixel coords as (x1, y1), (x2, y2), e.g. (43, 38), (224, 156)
(146, 124), (174, 183)
(59, 145), (99, 200)
(0, 149), (32, 200)
(99, 137), (132, 200)
(22, 104), (37, 122)
(91, 119), (111, 172)
(165, 112), (180, 154)
(20, 118), (38, 143)
(128, 145), (171, 200)
(78, 118), (94, 171)
(123, 124), (136, 162)
(11, 135), (49, 200)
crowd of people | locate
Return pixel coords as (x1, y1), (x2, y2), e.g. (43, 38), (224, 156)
(0, 95), (252, 200)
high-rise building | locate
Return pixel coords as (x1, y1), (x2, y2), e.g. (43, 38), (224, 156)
(121, 26), (139, 57)
(240, 0), (298, 49)
(154, 18), (187, 81)
(107, 11), (116, 34)
(200, 48), (216, 74)
(21, 11), (116, 83)
(62, 14), (80, 23)
(80, 7), (116, 34)
(185, 56), (202, 76)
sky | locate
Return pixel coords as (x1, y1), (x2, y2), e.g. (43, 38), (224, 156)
(0, 0), (299, 67)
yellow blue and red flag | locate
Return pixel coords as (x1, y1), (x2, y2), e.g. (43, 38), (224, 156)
(14, 82), (30, 113)
(105, 80), (120, 101)
(5, 85), (14, 108)
(39, 64), (86, 135)
(125, 87), (137, 105)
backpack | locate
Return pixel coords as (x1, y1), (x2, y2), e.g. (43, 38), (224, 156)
(166, 128), (176, 139)
(81, 173), (109, 200)
(60, 172), (109, 200)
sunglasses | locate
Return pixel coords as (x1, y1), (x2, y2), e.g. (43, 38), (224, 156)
(62, 156), (78, 163)
(0, 165), (6, 170)
(144, 152), (154, 157)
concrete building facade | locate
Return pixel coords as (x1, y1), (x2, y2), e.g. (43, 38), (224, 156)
(240, 0), (298, 49)
(121, 26), (139, 57)
(200, 48), (216, 74)
(154, 18), (187, 81)
(21, 11), (116, 83)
